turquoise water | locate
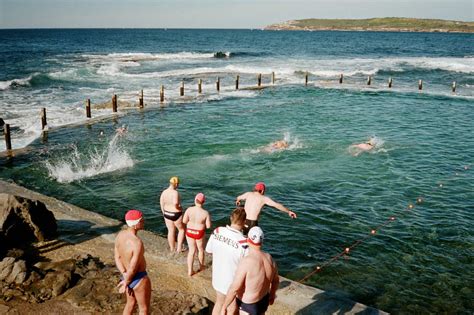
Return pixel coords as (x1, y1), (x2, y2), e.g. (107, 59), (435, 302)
(1, 29), (473, 314)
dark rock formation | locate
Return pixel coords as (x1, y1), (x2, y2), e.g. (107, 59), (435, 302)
(0, 194), (57, 248)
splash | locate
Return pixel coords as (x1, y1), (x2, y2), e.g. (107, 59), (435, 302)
(348, 136), (385, 156)
(45, 134), (134, 183)
(243, 131), (304, 154)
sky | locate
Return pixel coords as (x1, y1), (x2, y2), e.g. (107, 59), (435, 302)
(0, 0), (472, 29)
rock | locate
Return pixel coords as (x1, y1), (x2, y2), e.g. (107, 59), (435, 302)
(34, 259), (76, 273)
(0, 257), (15, 281)
(5, 248), (25, 259)
(4, 260), (27, 284)
(24, 270), (41, 286)
(0, 194), (57, 247)
(0, 303), (10, 313)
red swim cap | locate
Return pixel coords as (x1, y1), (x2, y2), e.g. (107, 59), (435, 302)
(195, 193), (206, 204)
(125, 209), (143, 227)
(254, 182), (266, 191)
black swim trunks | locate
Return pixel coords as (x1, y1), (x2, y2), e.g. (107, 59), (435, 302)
(243, 219), (258, 236)
(237, 293), (270, 315)
(163, 211), (182, 221)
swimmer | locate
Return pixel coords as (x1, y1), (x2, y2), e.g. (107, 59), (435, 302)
(116, 125), (127, 135)
(349, 138), (375, 156)
(262, 140), (289, 153)
(159, 176), (185, 252)
(183, 193), (211, 276)
(114, 209), (151, 315)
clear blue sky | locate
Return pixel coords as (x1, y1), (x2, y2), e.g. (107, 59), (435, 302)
(0, 0), (472, 29)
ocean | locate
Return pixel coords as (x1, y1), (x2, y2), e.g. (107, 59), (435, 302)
(0, 29), (473, 314)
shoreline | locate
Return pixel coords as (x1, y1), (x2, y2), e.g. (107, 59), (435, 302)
(0, 179), (387, 314)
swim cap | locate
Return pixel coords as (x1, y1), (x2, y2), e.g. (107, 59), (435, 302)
(248, 226), (264, 246)
(125, 209), (143, 227)
(254, 182), (266, 191)
(169, 176), (179, 185)
(195, 193), (206, 204)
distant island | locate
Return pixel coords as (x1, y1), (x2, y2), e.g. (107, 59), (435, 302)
(264, 17), (474, 33)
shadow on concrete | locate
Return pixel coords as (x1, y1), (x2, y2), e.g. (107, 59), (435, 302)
(295, 291), (382, 315)
(36, 219), (123, 254)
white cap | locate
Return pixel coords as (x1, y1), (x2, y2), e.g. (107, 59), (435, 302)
(248, 226), (264, 246)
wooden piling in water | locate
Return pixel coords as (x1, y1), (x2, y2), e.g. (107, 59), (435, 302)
(367, 76), (371, 86)
(4, 124), (12, 151)
(339, 74), (343, 84)
(257, 74), (262, 87)
(272, 72), (275, 85)
(112, 94), (118, 112)
(139, 90), (144, 108)
(418, 80), (423, 90)
(216, 77), (220, 92)
(388, 77), (393, 88)
(41, 108), (47, 130)
(160, 85), (164, 103)
(305, 72), (308, 86)
(452, 81), (456, 93)
(198, 79), (202, 94)
(86, 99), (91, 118)
(235, 75), (239, 90)
(180, 81), (184, 96)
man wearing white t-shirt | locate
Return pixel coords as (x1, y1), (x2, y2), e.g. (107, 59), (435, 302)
(206, 207), (248, 315)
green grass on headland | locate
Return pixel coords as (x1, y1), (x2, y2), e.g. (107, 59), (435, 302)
(265, 17), (474, 33)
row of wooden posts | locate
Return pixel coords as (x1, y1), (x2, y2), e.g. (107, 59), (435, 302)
(2, 73), (459, 153)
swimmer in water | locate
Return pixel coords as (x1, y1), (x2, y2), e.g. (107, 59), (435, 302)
(349, 138), (375, 156)
(116, 125), (127, 135)
(262, 140), (289, 153)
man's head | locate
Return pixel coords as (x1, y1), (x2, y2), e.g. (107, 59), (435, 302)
(230, 207), (246, 228)
(125, 209), (143, 229)
(169, 176), (179, 188)
(195, 192), (205, 205)
(248, 226), (264, 247)
(254, 182), (266, 194)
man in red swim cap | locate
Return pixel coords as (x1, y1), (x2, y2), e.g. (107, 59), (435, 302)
(114, 209), (151, 314)
(235, 182), (297, 235)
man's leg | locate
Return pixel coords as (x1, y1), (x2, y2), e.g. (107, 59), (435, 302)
(175, 218), (185, 252)
(123, 287), (137, 315)
(212, 291), (225, 315)
(187, 236), (197, 276)
(164, 218), (176, 252)
(133, 276), (152, 315)
(196, 238), (205, 271)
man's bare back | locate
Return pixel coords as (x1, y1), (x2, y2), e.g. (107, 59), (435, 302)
(160, 187), (181, 213)
(238, 250), (276, 303)
(115, 230), (147, 275)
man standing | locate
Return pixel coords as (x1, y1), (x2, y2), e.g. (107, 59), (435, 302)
(235, 182), (297, 235)
(206, 207), (248, 315)
(183, 192), (212, 276)
(221, 227), (279, 315)
(160, 176), (185, 252)
(115, 209), (152, 315)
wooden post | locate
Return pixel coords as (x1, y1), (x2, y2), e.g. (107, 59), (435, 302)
(160, 85), (164, 103)
(257, 74), (262, 87)
(235, 75), (239, 90)
(180, 81), (184, 96)
(272, 72), (275, 85)
(86, 99), (91, 118)
(198, 79), (202, 94)
(418, 80), (423, 90)
(305, 72), (308, 86)
(41, 108), (47, 130)
(452, 81), (456, 93)
(112, 94), (117, 112)
(4, 124), (12, 151)
(139, 90), (144, 108)
(339, 74), (343, 84)
(388, 77), (393, 88)
(367, 76), (371, 86)
(216, 77), (220, 92)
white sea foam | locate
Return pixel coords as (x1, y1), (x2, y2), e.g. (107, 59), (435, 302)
(0, 74), (35, 90)
(45, 134), (134, 183)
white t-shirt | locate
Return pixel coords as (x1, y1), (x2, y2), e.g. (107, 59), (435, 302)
(205, 225), (248, 294)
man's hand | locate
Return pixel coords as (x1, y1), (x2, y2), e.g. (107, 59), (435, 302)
(235, 199), (240, 206)
(117, 280), (127, 294)
(288, 210), (297, 219)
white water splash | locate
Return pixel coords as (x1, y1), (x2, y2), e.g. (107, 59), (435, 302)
(243, 131), (304, 154)
(45, 134), (134, 183)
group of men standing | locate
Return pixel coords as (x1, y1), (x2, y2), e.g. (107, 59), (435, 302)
(114, 176), (297, 315)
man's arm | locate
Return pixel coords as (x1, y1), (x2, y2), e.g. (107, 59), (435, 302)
(159, 193), (164, 214)
(264, 196), (297, 218)
(182, 209), (189, 225)
(114, 241), (126, 274)
(269, 259), (279, 305)
(205, 212), (211, 229)
(174, 192), (183, 211)
(221, 260), (247, 315)
(235, 192), (249, 206)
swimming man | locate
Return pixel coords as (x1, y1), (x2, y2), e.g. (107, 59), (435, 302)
(349, 138), (375, 156)
(160, 176), (185, 252)
(183, 193), (212, 276)
(221, 226), (279, 315)
(114, 209), (151, 315)
(236, 182), (297, 235)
